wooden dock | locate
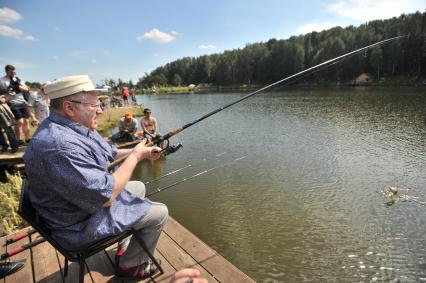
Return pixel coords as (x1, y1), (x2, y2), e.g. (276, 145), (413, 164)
(0, 217), (254, 283)
(0, 148), (25, 166)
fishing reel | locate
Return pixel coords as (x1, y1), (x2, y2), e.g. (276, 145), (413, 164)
(162, 143), (183, 156)
(152, 136), (183, 156)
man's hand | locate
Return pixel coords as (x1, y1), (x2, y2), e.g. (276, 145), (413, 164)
(31, 119), (39, 126)
(170, 268), (208, 283)
(131, 139), (162, 162)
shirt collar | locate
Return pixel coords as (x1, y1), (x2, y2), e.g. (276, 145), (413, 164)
(48, 112), (93, 137)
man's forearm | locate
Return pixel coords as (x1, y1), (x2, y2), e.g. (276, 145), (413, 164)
(105, 153), (138, 207)
(115, 148), (133, 159)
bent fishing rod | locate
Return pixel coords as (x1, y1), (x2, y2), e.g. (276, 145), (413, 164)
(108, 34), (408, 169)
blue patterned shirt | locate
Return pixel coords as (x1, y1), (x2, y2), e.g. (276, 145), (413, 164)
(24, 112), (151, 249)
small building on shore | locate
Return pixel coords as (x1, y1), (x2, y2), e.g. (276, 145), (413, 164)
(353, 73), (373, 85)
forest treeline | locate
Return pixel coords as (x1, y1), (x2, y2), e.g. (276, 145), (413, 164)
(136, 11), (425, 88)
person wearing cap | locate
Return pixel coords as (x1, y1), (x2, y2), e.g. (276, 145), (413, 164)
(26, 81), (51, 127)
(110, 111), (138, 142)
(24, 75), (167, 279)
(0, 65), (31, 145)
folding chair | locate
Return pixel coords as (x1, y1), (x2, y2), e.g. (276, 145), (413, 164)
(18, 178), (163, 283)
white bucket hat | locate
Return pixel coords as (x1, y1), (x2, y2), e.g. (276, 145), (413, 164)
(44, 75), (103, 99)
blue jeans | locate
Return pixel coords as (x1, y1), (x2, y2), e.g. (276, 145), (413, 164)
(111, 131), (136, 142)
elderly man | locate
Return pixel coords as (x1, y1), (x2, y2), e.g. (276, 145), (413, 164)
(24, 75), (167, 279)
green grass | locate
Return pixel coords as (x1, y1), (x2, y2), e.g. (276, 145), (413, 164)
(0, 173), (27, 236)
(97, 105), (144, 136)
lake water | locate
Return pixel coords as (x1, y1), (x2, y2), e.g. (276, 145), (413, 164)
(132, 87), (425, 282)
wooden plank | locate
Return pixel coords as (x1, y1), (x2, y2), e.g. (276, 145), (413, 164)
(164, 218), (255, 283)
(85, 246), (121, 283)
(0, 150), (24, 165)
(57, 253), (90, 283)
(155, 233), (217, 282)
(84, 237), (177, 283)
(32, 236), (64, 282)
(144, 249), (176, 283)
(4, 231), (33, 283)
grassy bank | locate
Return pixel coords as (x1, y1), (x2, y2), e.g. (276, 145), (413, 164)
(0, 173), (26, 236)
(0, 105), (144, 236)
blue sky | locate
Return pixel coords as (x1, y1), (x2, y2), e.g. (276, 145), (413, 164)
(0, 0), (424, 84)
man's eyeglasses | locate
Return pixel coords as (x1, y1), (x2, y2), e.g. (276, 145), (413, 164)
(68, 100), (101, 109)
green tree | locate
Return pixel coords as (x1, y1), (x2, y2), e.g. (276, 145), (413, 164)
(172, 73), (182, 86)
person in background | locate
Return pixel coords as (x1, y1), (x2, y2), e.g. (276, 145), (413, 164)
(24, 75), (167, 280)
(0, 90), (19, 153)
(122, 86), (129, 105)
(130, 90), (137, 105)
(0, 65), (31, 145)
(140, 108), (160, 141)
(111, 111), (138, 142)
(27, 81), (51, 127)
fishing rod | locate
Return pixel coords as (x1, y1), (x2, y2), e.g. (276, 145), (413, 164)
(146, 155), (247, 197)
(1, 237), (46, 260)
(144, 164), (192, 185)
(108, 34), (408, 169)
(2, 229), (37, 246)
(143, 150), (229, 185)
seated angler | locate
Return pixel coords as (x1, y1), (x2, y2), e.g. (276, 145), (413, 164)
(24, 75), (168, 279)
(111, 111), (138, 142)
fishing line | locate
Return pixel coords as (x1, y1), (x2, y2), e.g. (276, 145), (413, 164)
(146, 155), (247, 197)
(143, 150), (230, 186)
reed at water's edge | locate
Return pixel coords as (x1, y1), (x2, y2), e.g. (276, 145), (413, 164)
(0, 104), (144, 237)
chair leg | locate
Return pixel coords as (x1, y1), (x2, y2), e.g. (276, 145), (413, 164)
(79, 259), (85, 283)
(64, 258), (69, 277)
(131, 228), (164, 274)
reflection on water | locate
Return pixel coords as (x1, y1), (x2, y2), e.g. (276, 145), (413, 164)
(130, 87), (425, 282)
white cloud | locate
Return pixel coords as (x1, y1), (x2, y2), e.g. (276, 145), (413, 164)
(297, 22), (345, 34)
(199, 44), (216, 49)
(136, 28), (176, 43)
(53, 26), (62, 32)
(0, 7), (21, 24)
(52, 56), (58, 60)
(0, 24), (37, 41)
(328, 0), (425, 21)
(91, 59), (97, 64)
(0, 8), (37, 41)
